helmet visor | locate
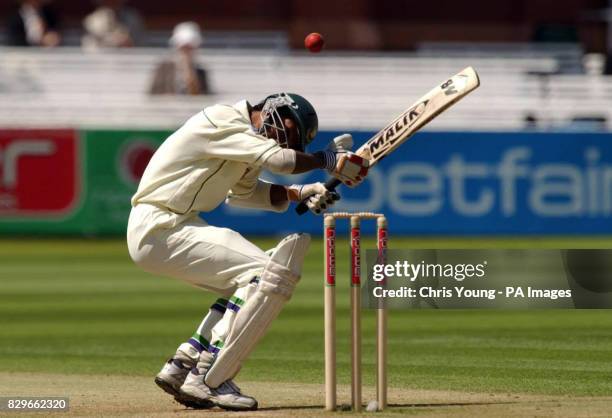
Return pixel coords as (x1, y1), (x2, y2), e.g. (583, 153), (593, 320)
(258, 96), (303, 150)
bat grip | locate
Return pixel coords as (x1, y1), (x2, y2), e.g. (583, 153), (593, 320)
(295, 178), (342, 215)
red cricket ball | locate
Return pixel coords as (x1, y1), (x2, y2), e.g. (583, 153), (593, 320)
(304, 32), (324, 53)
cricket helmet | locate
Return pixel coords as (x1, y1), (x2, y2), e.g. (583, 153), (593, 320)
(257, 92), (318, 151)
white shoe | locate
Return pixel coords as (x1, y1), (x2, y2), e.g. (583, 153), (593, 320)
(181, 372), (258, 411)
(212, 379), (258, 411)
(179, 368), (216, 409)
(179, 351), (258, 411)
(155, 343), (212, 409)
(155, 358), (191, 395)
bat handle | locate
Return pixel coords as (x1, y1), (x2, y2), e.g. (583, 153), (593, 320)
(295, 178), (342, 215)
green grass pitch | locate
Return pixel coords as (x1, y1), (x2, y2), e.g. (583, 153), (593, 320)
(0, 237), (611, 397)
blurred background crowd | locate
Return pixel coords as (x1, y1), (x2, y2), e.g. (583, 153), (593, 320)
(4, 0), (612, 53)
(1, 0), (612, 129)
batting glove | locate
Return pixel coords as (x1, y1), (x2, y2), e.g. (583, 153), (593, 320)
(287, 182), (341, 215)
(318, 150), (369, 188)
(327, 133), (353, 152)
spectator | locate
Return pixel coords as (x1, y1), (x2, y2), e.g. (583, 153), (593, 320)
(6, 0), (61, 47)
(82, 0), (143, 50)
(149, 22), (210, 96)
(524, 113), (538, 130)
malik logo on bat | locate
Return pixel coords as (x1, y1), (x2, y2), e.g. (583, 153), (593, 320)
(368, 100), (429, 160)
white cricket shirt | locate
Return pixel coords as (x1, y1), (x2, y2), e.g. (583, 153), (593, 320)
(131, 100), (281, 214)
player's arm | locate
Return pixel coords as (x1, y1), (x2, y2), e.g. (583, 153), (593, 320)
(227, 180), (339, 215)
(292, 151), (325, 173)
(261, 147), (323, 174)
(200, 124), (368, 186)
(263, 134), (369, 187)
(226, 179), (290, 213)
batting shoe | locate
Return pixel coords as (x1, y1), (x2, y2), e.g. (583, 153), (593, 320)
(155, 343), (212, 409)
(180, 351), (258, 411)
(211, 379), (258, 411)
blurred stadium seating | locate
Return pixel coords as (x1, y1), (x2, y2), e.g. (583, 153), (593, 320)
(1, 43), (610, 131)
(0, 29), (290, 49)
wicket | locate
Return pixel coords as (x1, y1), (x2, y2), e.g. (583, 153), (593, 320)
(324, 212), (388, 412)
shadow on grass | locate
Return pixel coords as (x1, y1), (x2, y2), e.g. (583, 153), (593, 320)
(254, 401), (520, 411)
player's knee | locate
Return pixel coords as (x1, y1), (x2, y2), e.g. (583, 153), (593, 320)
(127, 242), (157, 273)
(259, 260), (300, 300)
(128, 247), (147, 269)
(215, 226), (246, 246)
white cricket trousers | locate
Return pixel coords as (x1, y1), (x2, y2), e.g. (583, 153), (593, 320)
(127, 203), (269, 295)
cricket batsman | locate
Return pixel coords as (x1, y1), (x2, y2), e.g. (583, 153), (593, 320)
(127, 93), (369, 410)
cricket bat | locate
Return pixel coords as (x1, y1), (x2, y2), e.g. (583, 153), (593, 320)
(296, 66), (480, 215)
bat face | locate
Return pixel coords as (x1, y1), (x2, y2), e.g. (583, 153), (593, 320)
(364, 99), (429, 161)
(358, 67), (480, 165)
